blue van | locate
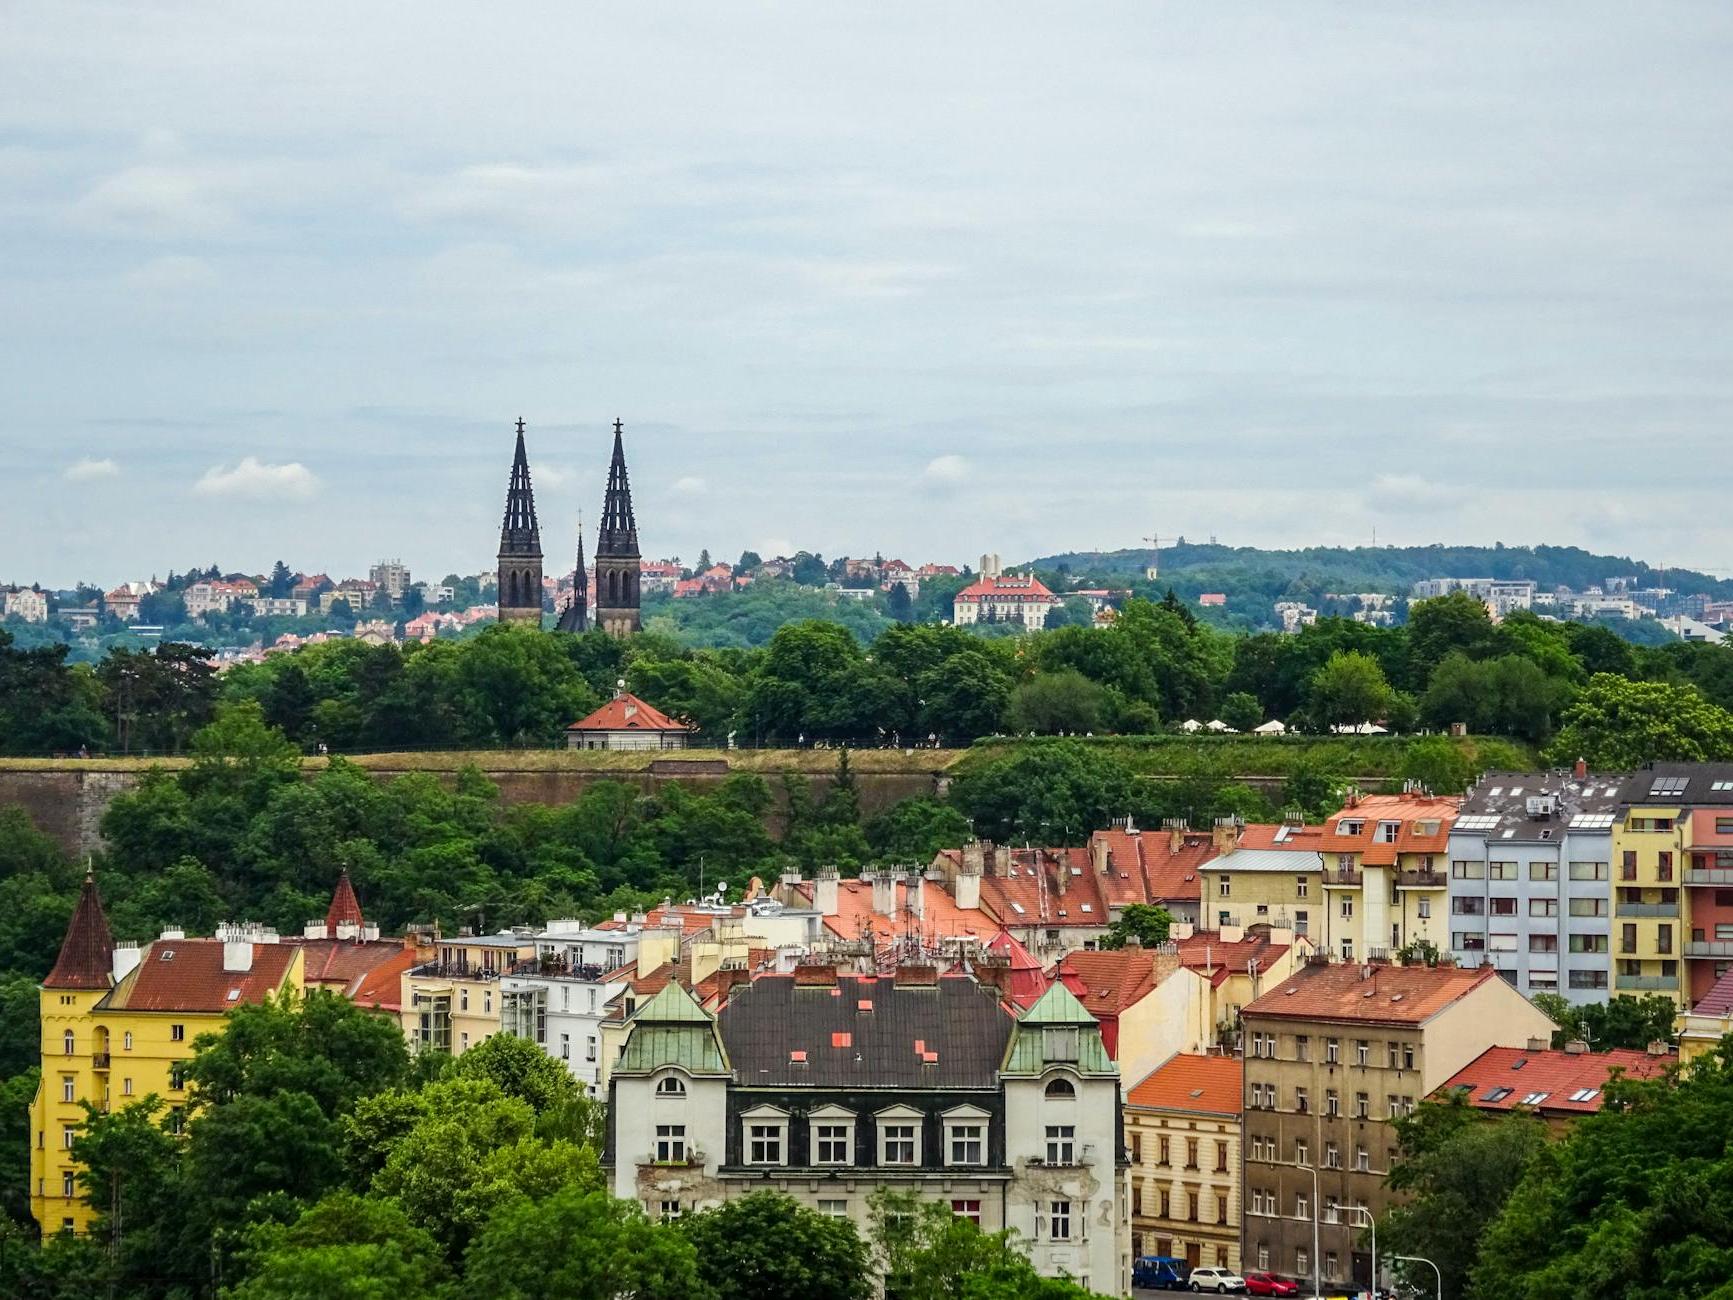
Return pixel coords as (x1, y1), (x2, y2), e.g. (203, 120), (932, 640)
(1133, 1256), (1190, 1290)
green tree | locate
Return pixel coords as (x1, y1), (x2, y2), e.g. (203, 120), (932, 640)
(916, 650), (1012, 743)
(1379, 1094), (1547, 1300)
(1399, 736), (1478, 797)
(680, 1192), (870, 1300)
(229, 1193), (449, 1299)
(1545, 673), (1733, 768)
(464, 1185), (710, 1300)
(1004, 671), (1110, 735)
(867, 1189), (1099, 1300)
(948, 743), (1150, 843)
(864, 798), (973, 865)
(1218, 691), (1264, 733)
(1307, 650), (1394, 729)
(450, 1032), (583, 1115)
(1099, 903), (1173, 950)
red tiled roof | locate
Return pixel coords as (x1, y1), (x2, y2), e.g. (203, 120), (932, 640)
(294, 937), (410, 990)
(45, 873), (115, 991)
(793, 878), (1001, 945)
(1243, 962), (1498, 1025)
(566, 691), (691, 733)
(326, 871), (364, 932)
(1235, 823), (1326, 852)
(1320, 792), (1460, 867)
(1693, 967), (1733, 1017)
(1128, 1052), (1242, 1114)
(348, 946), (419, 1013)
(978, 848), (1113, 928)
(983, 930), (1050, 1008)
(954, 573), (1057, 602)
(1438, 1045), (1671, 1115)
(1176, 929), (1292, 987)
(106, 939), (299, 1013)
(1057, 949), (1160, 1016)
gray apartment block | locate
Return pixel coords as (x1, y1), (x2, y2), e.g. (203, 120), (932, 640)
(1445, 769), (1633, 1006)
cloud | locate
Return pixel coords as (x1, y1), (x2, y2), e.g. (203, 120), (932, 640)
(123, 255), (218, 291)
(920, 454), (970, 489)
(64, 457), (120, 482)
(75, 165), (235, 237)
(670, 475), (707, 497)
(193, 457), (319, 501)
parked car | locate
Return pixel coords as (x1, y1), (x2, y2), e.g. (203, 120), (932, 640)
(1188, 1267), (1247, 1293)
(1244, 1273), (1301, 1296)
(1133, 1255), (1191, 1290)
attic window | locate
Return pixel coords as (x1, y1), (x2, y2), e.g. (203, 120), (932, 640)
(1569, 1088), (1600, 1102)
(1521, 1091), (1549, 1106)
(790, 1050), (808, 1066)
(1482, 1087), (1514, 1102)
(1070, 867), (1082, 876)
(832, 1032), (852, 1048)
(1080, 904), (1093, 913)
(1011, 903), (1026, 915)
(226, 989), (241, 1001)
(858, 999), (874, 1012)
(160, 950), (174, 961)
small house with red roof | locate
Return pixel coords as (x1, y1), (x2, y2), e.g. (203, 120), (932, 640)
(564, 688), (695, 751)
(1436, 1041), (1673, 1130)
(1054, 945), (1212, 1086)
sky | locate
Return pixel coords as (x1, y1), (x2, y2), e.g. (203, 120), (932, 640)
(2, 2), (1731, 588)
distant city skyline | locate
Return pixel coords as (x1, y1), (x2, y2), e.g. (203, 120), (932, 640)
(3, 4), (1730, 587)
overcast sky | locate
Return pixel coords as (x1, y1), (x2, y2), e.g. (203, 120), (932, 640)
(2, 2), (1730, 588)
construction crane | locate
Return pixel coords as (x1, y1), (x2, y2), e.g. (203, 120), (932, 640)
(1142, 532), (1176, 583)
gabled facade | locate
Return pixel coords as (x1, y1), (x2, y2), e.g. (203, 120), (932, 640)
(563, 688), (693, 751)
(607, 970), (1129, 1295)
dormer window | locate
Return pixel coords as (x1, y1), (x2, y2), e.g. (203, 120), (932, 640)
(1044, 1078), (1077, 1100)
(1043, 1027), (1080, 1063)
(655, 1076), (687, 1098)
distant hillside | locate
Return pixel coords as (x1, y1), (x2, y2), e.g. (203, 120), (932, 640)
(1026, 542), (1732, 630)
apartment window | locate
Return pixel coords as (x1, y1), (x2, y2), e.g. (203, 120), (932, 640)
(1325, 1037), (1339, 1064)
(123, 1032), (132, 1051)
(1130, 1132), (1142, 1164)
(1355, 1091), (1370, 1118)
(1571, 934), (1609, 954)
(1158, 1134), (1171, 1164)
(950, 1199), (981, 1225)
(1296, 1250), (1310, 1278)
(1259, 1246), (1270, 1269)
(949, 1123), (985, 1166)
(1184, 1136), (1199, 1169)
(483, 991), (492, 1015)
(1530, 861), (1559, 881)
(659, 1200), (682, 1223)
(1569, 898), (1607, 918)
(1326, 1252), (1340, 1279)
(1295, 1139), (1309, 1167)
(1295, 1035), (1310, 1062)
(1453, 897), (1485, 916)
(62, 1030), (74, 1055)
(1296, 1192), (1310, 1219)
(1570, 861), (1609, 881)
(1219, 877), (1232, 898)
(170, 1024), (184, 1042)
(1658, 852), (1674, 882)
(62, 1125), (75, 1150)
(60, 1077), (74, 1103)
(1490, 897), (1518, 916)
(1325, 1196), (1341, 1224)
(816, 1122), (853, 1165)
(61, 1172), (75, 1198)
(1325, 1090), (1340, 1118)
(460, 988), (469, 1012)
(882, 1124), (918, 1165)
(1658, 925), (1674, 956)
(1297, 877), (1309, 899)
(1455, 931), (1486, 951)
(1340, 939), (1354, 961)
(747, 1122), (785, 1165)
(1048, 1200), (1073, 1241)
(585, 1035), (598, 1062)
(818, 1199), (849, 1218)
(1452, 860), (1486, 880)
(1532, 898), (1560, 917)
(1356, 1145), (1370, 1172)
(1531, 935), (1559, 953)
(1377, 821), (1400, 843)
(1490, 861), (1518, 881)
(1403, 1043), (1415, 1070)
(1418, 898), (1431, 919)
(1048, 1125), (1077, 1165)
(1295, 1087), (1309, 1114)
(1324, 1142), (1340, 1169)
(1295, 909), (1309, 936)
(122, 1078), (132, 1097)
(655, 1124), (686, 1163)
(656, 1075), (686, 1097)
(1215, 1140), (1229, 1173)
(1133, 1184), (1144, 1216)
(1570, 970), (1610, 990)
(169, 1063), (185, 1090)
(1340, 898), (1354, 920)
(559, 1033), (570, 1060)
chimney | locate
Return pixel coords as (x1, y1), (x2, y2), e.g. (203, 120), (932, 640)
(955, 854), (982, 911)
(112, 943), (141, 984)
(1091, 835), (1108, 875)
(223, 940), (254, 973)
(815, 866), (840, 916)
(712, 963), (752, 1005)
(869, 869), (900, 917)
(1212, 817), (1241, 854)
(1525, 1036), (1548, 1053)
(160, 927), (185, 940)
(963, 840), (986, 878)
(992, 845), (1011, 877)
(1646, 1039), (1672, 1057)
(1163, 818), (1188, 855)
(909, 873), (925, 916)
(779, 868), (803, 896)
(335, 922), (359, 941)
(1220, 925), (1244, 944)
(1563, 1039), (1589, 1055)
(1574, 757), (1588, 780)
(1171, 921), (1195, 941)
(362, 923), (380, 942)
(303, 922), (329, 940)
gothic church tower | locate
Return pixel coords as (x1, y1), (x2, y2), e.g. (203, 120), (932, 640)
(496, 419), (545, 626)
(593, 419), (641, 636)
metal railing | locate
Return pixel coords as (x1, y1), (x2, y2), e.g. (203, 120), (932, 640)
(1686, 868), (1733, 886)
(1685, 940), (1733, 958)
(1614, 973), (1679, 991)
(1323, 868), (1363, 886)
(1614, 902), (1679, 918)
(1394, 870), (1447, 888)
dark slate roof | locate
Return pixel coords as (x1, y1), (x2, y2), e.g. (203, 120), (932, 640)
(1453, 769), (1635, 841)
(45, 873), (114, 990)
(718, 973), (1013, 1089)
(1625, 763), (1733, 806)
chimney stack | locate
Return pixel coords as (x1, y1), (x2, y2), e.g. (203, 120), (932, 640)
(1163, 818), (1188, 855)
(1212, 817), (1241, 854)
(303, 922), (329, 940)
(868, 869), (900, 917)
(963, 840), (986, 878)
(955, 853), (982, 911)
(223, 940), (254, 973)
(992, 845), (1011, 877)
(112, 943), (141, 984)
(1091, 835), (1108, 875)
(909, 873), (925, 917)
(815, 866), (840, 916)
(1574, 757), (1588, 780)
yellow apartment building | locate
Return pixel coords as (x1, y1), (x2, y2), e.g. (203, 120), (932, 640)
(401, 932), (537, 1055)
(1610, 803), (1687, 1005)
(1198, 821), (1326, 944)
(1318, 790), (1460, 962)
(30, 876), (302, 1234)
(1125, 1052), (1243, 1272)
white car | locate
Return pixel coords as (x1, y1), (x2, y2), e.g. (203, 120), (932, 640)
(1188, 1268), (1247, 1293)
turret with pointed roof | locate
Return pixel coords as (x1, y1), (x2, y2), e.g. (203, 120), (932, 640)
(556, 512), (589, 633)
(496, 418), (544, 626)
(593, 419), (641, 637)
(45, 872), (115, 990)
(326, 869), (364, 933)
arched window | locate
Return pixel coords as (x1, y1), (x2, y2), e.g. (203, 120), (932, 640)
(63, 1030), (75, 1056)
(656, 1076), (687, 1097)
(609, 569), (620, 604)
(1044, 1078), (1076, 1100)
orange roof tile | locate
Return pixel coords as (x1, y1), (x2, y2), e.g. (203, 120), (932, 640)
(1243, 961), (1498, 1025)
(1235, 822), (1326, 852)
(45, 873), (115, 991)
(1128, 1052), (1243, 1114)
(1320, 792), (1460, 867)
(1438, 1045), (1671, 1115)
(566, 691), (691, 733)
(794, 878), (1002, 945)
(1176, 929), (1292, 986)
(325, 870), (365, 932)
(348, 946), (419, 1013)
(105, 939), (299, 1013)
(1056, 949), (1160, 1016)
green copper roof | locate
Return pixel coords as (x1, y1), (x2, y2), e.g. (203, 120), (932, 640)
(618, 1023), (729, 1075)
(633, 980), (712, 1023)
(1018, 981), (1098, 1026)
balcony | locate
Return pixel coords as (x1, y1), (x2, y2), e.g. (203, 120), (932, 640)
(1685, 940), (1733, 958)
(1395, 869), (1447, 889)
(1614, 902), (1679, 918)
(1685, 867), (1733, 887)
(90, 1052), (110, 1070)
(1614, 973), (1679, 992)
(1323, 868), (1363, 887)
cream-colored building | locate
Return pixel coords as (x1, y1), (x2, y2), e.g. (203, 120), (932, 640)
(1125, 1053), (1243, 1272)
(401, 932), (537, 1056)
(1318, 790), (1461, 962)
(1198, 821), (1325, 943)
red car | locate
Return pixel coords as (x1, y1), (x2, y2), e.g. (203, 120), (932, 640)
(1243, 1274), (1300, 1297)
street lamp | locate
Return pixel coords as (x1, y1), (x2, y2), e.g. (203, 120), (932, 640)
(1348, 1205), (1376, 1299)
(1390, 1254), (1441, 1300)
(1286, 1161), (1320, 1299)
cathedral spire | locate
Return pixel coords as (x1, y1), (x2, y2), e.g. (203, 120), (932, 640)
(45, 870), (115, 990)
(496, 418), (545, 626)
(593, 418), (642, 636)
(556, 511), (589, 633)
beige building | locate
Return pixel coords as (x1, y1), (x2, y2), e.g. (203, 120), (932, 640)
(1318, 789), (1461, 962)
(3, 587), (49, 623)
(1126, 1053), (1243, 1272)
(1240, 960), (1554, 1294)
(1198, 821), (1325, 942)
(401, 932), (537, 1056)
